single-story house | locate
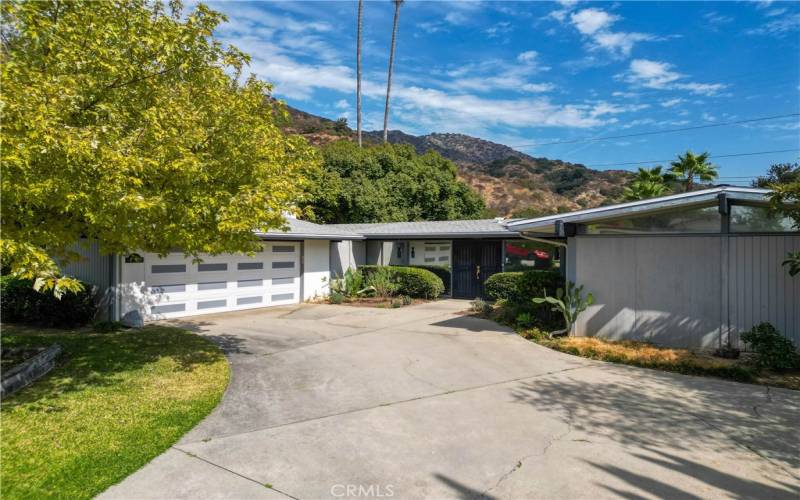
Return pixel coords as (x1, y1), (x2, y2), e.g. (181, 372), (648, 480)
(64, 186), (798, 349)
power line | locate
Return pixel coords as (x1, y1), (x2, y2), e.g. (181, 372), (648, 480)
(584, 148), (800, 168)
(511, 113), (800, 148)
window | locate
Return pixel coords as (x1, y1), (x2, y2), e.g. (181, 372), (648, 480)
(198, 263), (227, 272)
(397, 245), (403, 258)
(237, 279), (262, 288)
(272, 245), (295, 253)
(198, 299), (226, 309)
(149, 284), (186, 294)
(151, 303), (185, 314)
(272, 261), (294, 269)
(411, 247), (415, 259)
(151, 264), (185, 274)
(272, 277), (294, 285)
(198, 281), (226, 290)
(237, 296), (263, 305)
(585, 206), (721, 234)
(730, 205), (796, 233)
(238, 262), (263, 270)
(272, 293), (294, 301)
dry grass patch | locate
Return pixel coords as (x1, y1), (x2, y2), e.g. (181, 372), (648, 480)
(532, 335), (799, 390)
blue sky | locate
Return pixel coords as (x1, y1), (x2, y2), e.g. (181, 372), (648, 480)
(204, 0), (800, 182)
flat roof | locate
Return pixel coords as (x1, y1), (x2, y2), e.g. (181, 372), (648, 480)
(507, 186), (773, 235)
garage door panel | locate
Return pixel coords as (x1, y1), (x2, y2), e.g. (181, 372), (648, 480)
(139, 242), (301, 320)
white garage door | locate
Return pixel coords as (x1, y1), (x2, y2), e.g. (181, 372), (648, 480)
(143, 242), (301, 320)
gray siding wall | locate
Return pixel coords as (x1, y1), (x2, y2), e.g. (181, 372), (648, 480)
(330, 240), (366, 277)
(59, 240), (115, 319)
(60, 240), (113, 289)
(727, 235), (800, 347)
(573, 234), (799, 349)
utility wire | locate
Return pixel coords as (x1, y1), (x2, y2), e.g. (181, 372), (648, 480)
(584, 148), (800, 168)
(511, 113), (800, 148)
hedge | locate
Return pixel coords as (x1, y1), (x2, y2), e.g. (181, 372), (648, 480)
(484, 270), (564, 304)
(359, 265), (445, 299)
(0, 276), (97, 327)
(409, 265), (451, 294)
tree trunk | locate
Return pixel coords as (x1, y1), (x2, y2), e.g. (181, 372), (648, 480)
(383, 0), (402, 143)
(356, 0), (363, 147)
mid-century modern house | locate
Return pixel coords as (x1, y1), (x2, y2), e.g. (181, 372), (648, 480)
(65, 186), (798, 349)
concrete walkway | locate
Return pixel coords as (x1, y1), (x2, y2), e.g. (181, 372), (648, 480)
(101, 300), (800, 499)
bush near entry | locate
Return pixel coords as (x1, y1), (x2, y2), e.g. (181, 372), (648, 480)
(359, 265), (445, 299)
(409, 265), (451, 294)
(0, 276), (97, 327)
(485, 270), (564, 304)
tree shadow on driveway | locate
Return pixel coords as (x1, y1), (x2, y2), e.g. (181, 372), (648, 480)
(508, 365), (800, 497)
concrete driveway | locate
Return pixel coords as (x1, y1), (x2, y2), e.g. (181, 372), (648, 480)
(101, 300), (800, 499)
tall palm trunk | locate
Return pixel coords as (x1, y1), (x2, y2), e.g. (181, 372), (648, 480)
(356, 0), (363, 147)
(383, 0), (403, 143)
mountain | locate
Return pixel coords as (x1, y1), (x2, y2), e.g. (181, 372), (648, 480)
(283, 105), (631, 217)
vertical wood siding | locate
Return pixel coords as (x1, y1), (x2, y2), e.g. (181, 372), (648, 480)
(575, 234), (799, 349)
(728, 234), (800, 347)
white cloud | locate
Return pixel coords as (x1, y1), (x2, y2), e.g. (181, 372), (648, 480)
(701, 112), (717, 122)
(485, 21), (513, 38)
(660, 98), (685, 107)
(517, 51), (540, 63)
(703, 12), (734, 25)
(570, 8), (619, 35)
(521, 83), (556, 93)
(417, 21), (448, 35)
(334, 99), (349, 109)
(747, 12), (800, 36)
(565, 7), (657, 58)
(621, 59), (726, 96)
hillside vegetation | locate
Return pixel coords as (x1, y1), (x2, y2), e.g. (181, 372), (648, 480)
(285, 105), (631, 217)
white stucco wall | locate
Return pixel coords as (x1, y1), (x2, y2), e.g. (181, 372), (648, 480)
(303, 239), (331, 301)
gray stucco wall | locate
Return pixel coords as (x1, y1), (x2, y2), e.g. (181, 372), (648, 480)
(330, 240), (366, 277)
(572, 234), (800, 349)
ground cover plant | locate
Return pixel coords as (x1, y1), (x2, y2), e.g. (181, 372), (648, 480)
(0, 325), (230, 499)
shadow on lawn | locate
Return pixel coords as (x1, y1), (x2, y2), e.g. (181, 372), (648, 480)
(508, 367), (800, 497)
(1, 326), (225, 406)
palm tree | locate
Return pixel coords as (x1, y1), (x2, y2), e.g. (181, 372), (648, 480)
(622, 166), (677, 201)
(383, 0), (403, 143)
(356, 0), (363, 147)
(669, 151), (718, 192)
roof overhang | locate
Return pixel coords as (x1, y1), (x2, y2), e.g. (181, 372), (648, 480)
(255, 232), (365, 241)
(359, 231), (520, 240)
(506, 187), (772, 235)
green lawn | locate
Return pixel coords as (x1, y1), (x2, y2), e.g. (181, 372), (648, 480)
(1, 324), (230, 499)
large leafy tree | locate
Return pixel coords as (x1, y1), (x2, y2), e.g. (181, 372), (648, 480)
(622, 166), (676, 201)
(1, 0), (319, 293)
(669, 150), (718, 192)
(766, 175), (800, 277)
(305, 141), (485, 223)
(753, 163), (800, 188)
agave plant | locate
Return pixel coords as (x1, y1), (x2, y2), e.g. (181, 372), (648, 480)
(532, 282), (594, 339)
(330, 268), (373, 297)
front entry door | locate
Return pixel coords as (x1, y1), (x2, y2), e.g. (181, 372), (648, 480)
(452, 240), (502, 299)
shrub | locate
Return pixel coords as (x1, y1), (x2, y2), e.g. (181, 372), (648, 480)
(329, 292), (345, 304)
(330, 268), (366, 297)
(360, 265), (445, 299)
(515, 312), (534, 329)
(409, 265), (451, 293)
(485, 270), (564, 304)
(485, 272), (523, 302)
(470, 298), (493, 316)
(741, 322), (800, 371)
(1, 276), (97, 327)
(366, 267), (399, 298)
(93, 320), (125, 333)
